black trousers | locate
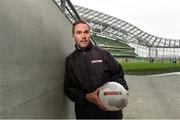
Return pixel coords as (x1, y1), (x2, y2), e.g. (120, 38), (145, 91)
(75, 103), (123, 119)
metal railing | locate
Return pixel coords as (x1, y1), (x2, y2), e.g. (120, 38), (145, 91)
(53, 0), (80, 23)
(53, 0), (96, 45)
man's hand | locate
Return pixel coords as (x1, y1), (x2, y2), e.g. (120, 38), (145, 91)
(86, 88), (107, 111)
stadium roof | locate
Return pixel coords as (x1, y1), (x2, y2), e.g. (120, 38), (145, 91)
(54, 0), (180, 49)
(73, 5), (180, 48)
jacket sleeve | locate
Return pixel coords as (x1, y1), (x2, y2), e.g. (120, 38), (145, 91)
(64, 57), (87, 103)
(105, 51), (129, 90)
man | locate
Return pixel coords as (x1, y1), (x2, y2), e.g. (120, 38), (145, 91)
(64, 20), (129, 119)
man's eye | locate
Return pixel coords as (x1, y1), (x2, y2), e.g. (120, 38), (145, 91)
(84, 30), (89, 34)
(76, 31), (81, 34)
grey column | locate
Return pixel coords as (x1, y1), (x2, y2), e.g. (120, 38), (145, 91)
(0, 0), (75, 118)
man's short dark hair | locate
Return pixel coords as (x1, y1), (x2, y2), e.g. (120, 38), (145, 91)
(72, 20), (90, 34)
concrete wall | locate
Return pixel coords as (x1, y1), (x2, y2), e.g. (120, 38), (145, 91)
(0, 0), (75, 118)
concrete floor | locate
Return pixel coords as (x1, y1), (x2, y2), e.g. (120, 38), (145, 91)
(123, 73), (180, 119)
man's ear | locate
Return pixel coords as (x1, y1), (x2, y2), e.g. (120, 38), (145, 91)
(72, 35), (76, 43)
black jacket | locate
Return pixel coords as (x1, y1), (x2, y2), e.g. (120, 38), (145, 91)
(64, 42), (129, 119)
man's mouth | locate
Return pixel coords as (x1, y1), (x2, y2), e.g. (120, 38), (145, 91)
(80, 41), (87, 43)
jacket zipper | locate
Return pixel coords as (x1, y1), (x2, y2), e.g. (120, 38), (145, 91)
(83, 50), (92, 91)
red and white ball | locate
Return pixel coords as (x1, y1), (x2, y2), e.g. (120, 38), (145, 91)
(98, 82), (128, 111)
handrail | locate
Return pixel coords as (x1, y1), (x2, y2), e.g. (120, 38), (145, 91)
(52, 0), (80, 22)
(52, 0), (96, 45)
(65, 0), (81, 20)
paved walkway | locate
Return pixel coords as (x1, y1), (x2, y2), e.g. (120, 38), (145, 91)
(123, 72), (180, 119)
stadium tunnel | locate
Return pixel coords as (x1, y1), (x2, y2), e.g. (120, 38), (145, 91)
(1, 0), (180, 119)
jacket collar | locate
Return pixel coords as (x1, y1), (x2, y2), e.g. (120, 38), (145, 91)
(75, 42), (93, 52)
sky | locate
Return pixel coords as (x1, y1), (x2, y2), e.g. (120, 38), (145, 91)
(72, 0), (180, 39)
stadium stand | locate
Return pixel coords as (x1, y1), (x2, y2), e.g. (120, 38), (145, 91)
(92, 34), (137, 57)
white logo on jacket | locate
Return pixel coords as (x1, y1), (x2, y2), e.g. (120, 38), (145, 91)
(91, 60), (102, 63)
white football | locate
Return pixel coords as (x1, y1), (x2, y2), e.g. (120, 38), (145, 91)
(98, 82), (128, 111)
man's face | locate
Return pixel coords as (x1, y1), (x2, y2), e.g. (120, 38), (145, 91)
(73, 23), (90, 48)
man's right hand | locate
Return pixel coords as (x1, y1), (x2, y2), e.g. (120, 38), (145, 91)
(86, 88), (108, 111)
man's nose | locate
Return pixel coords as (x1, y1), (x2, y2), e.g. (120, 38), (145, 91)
(82, 33), (86, 37)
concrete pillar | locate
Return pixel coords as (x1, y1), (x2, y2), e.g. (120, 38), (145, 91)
(0, 0), (75, 118)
